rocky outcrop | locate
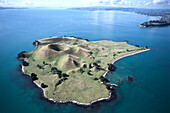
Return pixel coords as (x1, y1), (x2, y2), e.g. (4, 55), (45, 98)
(33, 40), (40, 46)
(17, 51), (27, 59)
(127, 75), (135, 82)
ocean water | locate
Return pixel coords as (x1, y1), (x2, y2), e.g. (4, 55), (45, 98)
(0, 9), (169, 113)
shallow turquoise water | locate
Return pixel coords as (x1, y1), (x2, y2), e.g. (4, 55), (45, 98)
(0, 9), (169, 113)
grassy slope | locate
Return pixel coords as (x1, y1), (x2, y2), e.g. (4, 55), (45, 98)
(22, 36), (148, 103)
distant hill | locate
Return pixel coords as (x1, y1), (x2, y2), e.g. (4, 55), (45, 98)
(69, 6), (170, 14)
(0, 7), (26, 10)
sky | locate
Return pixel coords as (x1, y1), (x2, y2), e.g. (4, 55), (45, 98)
(0, 0), (170, 9)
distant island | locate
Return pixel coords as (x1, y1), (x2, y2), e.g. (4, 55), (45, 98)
(17, 36), (149, 105)
(139, 13), (170, 27)
(69, 6), (170, 28)
(140, 20), (170, 27)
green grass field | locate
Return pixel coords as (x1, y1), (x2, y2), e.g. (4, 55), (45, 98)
(18, 36), (148, 104)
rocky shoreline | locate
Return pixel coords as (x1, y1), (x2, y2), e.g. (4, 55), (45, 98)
(20, 48), (149, 106)
(21, 64), (115, 106)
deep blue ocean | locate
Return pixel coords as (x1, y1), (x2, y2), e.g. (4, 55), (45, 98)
(0, 9), (169, 113)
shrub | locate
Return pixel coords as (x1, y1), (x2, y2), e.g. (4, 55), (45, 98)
(94, 78), (98, 80)
(93, 63), (100, 67)
(87, 72), (93, 75)
(37, 64), (44, 69)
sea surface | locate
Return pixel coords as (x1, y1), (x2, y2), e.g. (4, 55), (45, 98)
(0, 9), (169, 113)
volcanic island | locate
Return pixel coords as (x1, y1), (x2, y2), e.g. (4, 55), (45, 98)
(17, 36), (149, 105)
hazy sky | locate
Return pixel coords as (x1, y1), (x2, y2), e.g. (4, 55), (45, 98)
(0, 0), (169, 9)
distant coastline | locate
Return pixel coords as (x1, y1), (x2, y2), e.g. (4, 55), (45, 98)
(0, 6), (26, 10)
(69, 7), (170, 27)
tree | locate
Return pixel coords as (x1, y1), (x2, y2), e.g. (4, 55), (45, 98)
(63, 77), (68, 81)
(93, 62), (100, 67)
(94, 78), (98, 80)
(22, 61), (29, 66)
(87, 71), (93, 75)
(89, 51), (93, 55)
(80, 68), (85, 74)
(126, 49), (130, 52)
(61, 73), (69, 77)
(41, 83), (48, 88)
(89, 63), (92, 68)
(85, 39), (89, 41)
(108, 63), (116, 71)
(31, 73), (38, 81)
(51, 67), (58, 71)
(83, 64), (87, 68)
(113, 53), (117, 56)
(55, 80), (62, 86)
(37, 64), (44, 69)
(135, 45), (140, 47)
(99, 76), (110, 84)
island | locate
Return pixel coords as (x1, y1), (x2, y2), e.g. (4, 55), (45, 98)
(17, 36), (149, 105)
(140, 20), (170, 27)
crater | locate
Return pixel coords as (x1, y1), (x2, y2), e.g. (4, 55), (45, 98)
(48, 44), (64, 51)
